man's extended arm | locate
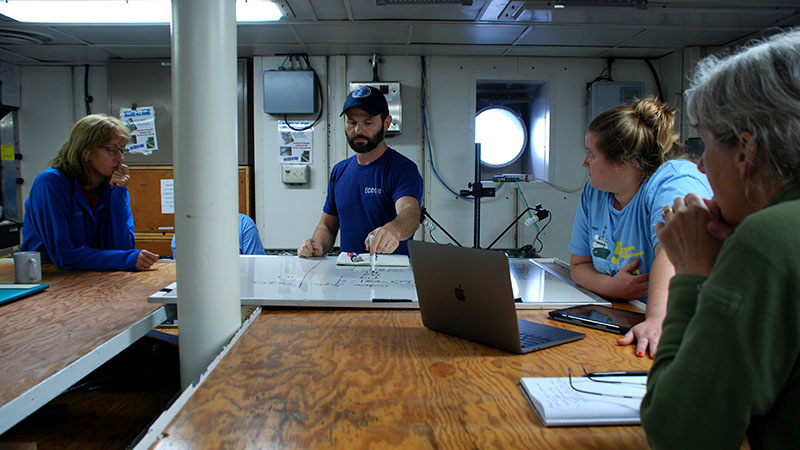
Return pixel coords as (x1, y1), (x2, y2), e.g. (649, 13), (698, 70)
(297, 212), (340, 257)
(365, 196), (420, 254)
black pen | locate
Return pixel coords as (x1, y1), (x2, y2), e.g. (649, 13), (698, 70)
(584, 370), (648, 377)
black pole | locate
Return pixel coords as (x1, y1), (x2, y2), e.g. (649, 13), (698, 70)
(420, 207), (462, 247)
(473, 143), (481, 249)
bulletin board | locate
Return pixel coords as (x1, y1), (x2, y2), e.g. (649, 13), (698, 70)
(128, 166), (253, 233)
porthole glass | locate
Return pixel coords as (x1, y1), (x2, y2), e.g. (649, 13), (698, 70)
(475, 106), (527, 167)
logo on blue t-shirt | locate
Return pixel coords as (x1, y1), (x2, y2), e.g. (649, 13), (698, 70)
(590, 226), (642, 275)
(364, 186), (382, 195)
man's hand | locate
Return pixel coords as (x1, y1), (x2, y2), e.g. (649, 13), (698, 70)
(617, 317), (662, 358)
(608, 257), (650, 299)
(364, 226), (400, 254)
(136, 249), (158, 270)
(109, 164), (130, 189)
(298, 238), (324, 257)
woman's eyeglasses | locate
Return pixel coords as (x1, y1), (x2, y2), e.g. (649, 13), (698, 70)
(103, 146), (129, 157)
(567, 363), (647, 399)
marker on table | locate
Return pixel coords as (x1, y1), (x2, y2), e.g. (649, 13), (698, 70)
(584, 370), (648, 377)
(368, 235), (377, 272)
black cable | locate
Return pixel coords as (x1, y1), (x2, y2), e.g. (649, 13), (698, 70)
(84, 64), (93, 115)
(486, 206), (545, 250)
(372, 54), (380, 82)
(282, 54), (323, 131)
(279, 54), (291, 70)
(421, 206), (462, 247)
(644, 58), (664, 102)
(533, 212), (552, 254)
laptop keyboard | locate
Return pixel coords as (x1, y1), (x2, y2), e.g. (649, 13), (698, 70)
(520, 332), (551, 347)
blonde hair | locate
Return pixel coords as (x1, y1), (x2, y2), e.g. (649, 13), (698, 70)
(588, 97), (682, 181)
(51, 114), (130, 186)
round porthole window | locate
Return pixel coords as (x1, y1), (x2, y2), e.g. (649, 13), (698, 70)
(475, 106), (527, 167)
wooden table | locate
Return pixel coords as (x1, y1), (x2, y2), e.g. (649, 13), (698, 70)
(151, 308), (653, 449)
(0, 261), (176, 434)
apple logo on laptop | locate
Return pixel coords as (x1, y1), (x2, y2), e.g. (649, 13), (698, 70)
(454, 285), (466, 301)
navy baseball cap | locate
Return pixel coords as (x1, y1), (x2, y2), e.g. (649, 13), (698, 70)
(340, 86), (389, 117)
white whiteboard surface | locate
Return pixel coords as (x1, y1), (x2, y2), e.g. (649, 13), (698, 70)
(149, 255), (609, 309)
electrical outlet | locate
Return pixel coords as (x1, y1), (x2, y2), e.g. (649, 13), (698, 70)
(281, 164), (309, 184)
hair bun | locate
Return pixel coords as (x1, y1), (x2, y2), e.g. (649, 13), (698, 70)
(634, 97), (675, 128)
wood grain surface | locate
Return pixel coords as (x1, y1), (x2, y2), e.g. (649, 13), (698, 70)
(0, 261), (176, 406)
(153, 308), (653, 449)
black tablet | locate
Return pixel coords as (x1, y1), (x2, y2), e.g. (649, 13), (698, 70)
(548, 305), (645, 335)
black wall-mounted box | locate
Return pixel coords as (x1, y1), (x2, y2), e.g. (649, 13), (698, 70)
(263, 70), (318, 115)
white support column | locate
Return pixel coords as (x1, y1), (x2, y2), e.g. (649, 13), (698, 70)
(171, 0), (241, 388)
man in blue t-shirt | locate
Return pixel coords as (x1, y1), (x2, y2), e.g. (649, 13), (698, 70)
(298, 86), (423, 257)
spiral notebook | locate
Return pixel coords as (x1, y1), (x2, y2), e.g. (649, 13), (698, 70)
(519, 375), (647, 426)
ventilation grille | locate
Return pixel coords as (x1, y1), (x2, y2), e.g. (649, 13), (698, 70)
(0, 28), (54, 45)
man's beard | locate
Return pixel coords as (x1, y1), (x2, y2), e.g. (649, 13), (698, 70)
(347, 127), (384, 153)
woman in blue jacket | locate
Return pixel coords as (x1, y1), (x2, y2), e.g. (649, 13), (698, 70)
(21, 114), (158, 271)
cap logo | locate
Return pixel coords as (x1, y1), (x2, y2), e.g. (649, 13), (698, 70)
(352, 86), (373, 98)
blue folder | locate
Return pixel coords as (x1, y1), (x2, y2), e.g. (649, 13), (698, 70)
(0, 283), (49, 306)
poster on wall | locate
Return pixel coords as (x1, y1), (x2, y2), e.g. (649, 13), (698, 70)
(119, 106), (159, 155)
(161, 179), (174, 215)
(278, 122), (312, 165)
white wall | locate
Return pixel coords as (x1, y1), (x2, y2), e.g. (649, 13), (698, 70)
(254, 56), (331, 250)
(18, 64), (108, 216)
(16, 56), (679, 261)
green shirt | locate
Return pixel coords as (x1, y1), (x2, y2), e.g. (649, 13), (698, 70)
(641, 182), (800, 450)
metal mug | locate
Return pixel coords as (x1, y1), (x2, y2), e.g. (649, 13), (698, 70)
(13, 251), (42, 283)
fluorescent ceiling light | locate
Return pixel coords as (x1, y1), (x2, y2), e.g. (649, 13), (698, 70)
(0, 0), (282, 24)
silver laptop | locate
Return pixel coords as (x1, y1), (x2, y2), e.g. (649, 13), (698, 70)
(408, 241), (585, 354)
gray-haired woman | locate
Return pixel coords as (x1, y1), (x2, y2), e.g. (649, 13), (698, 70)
(642, 29), (800, 449)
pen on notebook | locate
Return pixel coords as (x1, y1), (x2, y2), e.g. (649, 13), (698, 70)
(584, 370), (648, 377)
(368, 235), (377, 272)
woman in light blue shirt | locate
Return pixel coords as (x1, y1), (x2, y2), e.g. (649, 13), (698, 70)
(569, 98), (711, 358)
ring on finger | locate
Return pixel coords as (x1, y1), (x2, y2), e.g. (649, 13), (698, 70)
(662, 205), (674, 220)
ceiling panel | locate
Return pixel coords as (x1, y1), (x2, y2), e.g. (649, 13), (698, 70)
(628, 28), (756, 49)
(413, 44), (508, 56)
(341, 0), (489, 21)
(291, 23), (411, 44)
(514, 25), (639, 47)
(2, 45), (121, 64)
(238, 23), (304, 44)
(411, 23), (527, 45)
(304, 0), (350, 21)
(503, 45), (608, 58)
(595, 47), (676, 59)
(48, 25), (171, 45)
(499, 3), (798, 27)
(0, 23), (86, 45)
(0, 47), (42, 63)
(0, 1), (796, 64)
(99, 46), (172, 60)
